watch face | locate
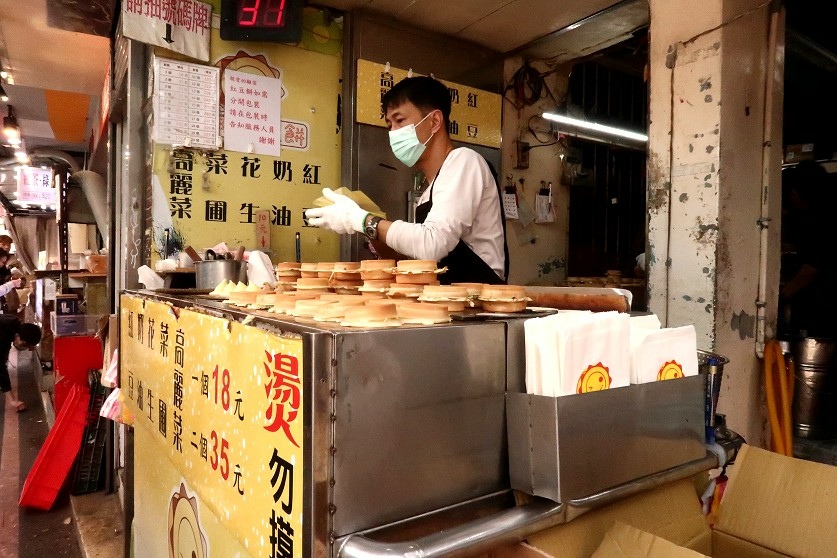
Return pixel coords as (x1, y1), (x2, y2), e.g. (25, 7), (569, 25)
(365, 217), (379, 239)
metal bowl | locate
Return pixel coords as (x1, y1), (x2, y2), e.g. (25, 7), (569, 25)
(194, 260), (247, 290)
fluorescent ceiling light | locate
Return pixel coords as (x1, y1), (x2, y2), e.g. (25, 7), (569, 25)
(542, 112), (648, 143)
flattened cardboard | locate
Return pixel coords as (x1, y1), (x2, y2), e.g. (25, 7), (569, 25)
(478, 543), (556, 558)
(591, 522), (709, 558)
(714, 444), (837, 558)
(713, 531), (790, 558)
(527, 479), (711, 558)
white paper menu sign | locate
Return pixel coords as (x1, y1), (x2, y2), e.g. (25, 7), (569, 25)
(152, 57), (220, 149)
(17, 167), (56, 205)
(223, 69), (282, 157)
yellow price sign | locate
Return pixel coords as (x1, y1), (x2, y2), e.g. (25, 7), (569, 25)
(356, 59), (502, 148)
(121, 295), (304, 557)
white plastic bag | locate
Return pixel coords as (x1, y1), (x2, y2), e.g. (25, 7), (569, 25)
(137, 265), (164, 289)
(247, 250), (277, 288)
(101, 348), (118, 388)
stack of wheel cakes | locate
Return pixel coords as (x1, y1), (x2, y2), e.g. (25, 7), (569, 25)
(245, 259), (530, 328)
(386, 260), (449, 324)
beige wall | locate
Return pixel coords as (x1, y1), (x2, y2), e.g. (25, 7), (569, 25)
(502, 56), (571, 286)
(647, 0), (783, 446)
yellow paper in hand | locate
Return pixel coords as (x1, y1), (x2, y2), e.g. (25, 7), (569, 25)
(313, 187), (387, 219)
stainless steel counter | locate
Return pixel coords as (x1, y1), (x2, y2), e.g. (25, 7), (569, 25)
(127, 291), (511, 555)
(125, 291), (714, 558)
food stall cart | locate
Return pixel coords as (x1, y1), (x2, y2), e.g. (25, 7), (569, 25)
(120, 290), (714, 558)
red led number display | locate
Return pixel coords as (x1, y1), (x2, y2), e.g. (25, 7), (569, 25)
(237, 0), (288, 28)
(220, 0), (302, 42)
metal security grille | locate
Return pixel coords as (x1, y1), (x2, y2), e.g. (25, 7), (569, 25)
(566, 60), (648, 278)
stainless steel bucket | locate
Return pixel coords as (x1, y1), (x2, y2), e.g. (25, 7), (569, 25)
(792, 337), (836, 439)
(194, 260), (247, 289)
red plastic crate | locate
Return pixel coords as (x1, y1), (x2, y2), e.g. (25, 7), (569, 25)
(54, 335), (103, 414)
(19, 384), (89, 510)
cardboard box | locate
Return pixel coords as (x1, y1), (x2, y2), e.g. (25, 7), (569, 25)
(784, 143), (815, 163)
(84, 281), (108, 315)
(591, 522), (708, 557)
(520, 444), (837, 558)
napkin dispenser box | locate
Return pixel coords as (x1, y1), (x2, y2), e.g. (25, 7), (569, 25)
(506, 375), (705, 503)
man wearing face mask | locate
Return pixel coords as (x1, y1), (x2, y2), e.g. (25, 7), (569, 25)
(305, 76), (508, 284)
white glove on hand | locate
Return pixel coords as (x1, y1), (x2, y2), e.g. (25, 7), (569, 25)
(305, 188), (369, 235)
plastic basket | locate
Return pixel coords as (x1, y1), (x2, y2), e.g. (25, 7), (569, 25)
(70, 369), (108, 495)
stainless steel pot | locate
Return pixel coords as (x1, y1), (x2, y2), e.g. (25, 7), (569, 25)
(194, 259), (247, 289)
(792, 337), (837, 439)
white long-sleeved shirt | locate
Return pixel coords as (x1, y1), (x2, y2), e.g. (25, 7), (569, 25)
(0, 281), (17, 298)
(386, 148), (505, 278)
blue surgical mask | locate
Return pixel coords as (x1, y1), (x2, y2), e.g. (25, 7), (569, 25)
(389, 112), (435, 167)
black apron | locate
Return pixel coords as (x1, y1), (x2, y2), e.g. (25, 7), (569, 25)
(415, 158), (509, 285)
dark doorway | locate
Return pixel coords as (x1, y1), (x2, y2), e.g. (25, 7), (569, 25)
(564, 37), (649, 280)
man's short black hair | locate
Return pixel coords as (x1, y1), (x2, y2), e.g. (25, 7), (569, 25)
(382, 76), (451, 130)
(17, 323), (42, 347)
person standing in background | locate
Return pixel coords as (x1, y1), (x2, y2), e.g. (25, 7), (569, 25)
(0, 248), (22, 315)
(0, 235), (16, 269)
(0, 292), (39, 412)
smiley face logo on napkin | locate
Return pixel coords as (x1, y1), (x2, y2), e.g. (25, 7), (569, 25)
(657, 360), (684, 381)
(576, 363), (612, 393)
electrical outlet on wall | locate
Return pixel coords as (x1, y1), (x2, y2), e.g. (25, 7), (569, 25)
(514, 140), (530, 169)
(517, 230), (537, 246)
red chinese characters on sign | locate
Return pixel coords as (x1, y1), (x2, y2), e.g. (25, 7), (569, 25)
(263, 351), (300, 447)
(281, 121), (308, 149)
(256, 209), (271, 249)
(224, 69), (282, 156)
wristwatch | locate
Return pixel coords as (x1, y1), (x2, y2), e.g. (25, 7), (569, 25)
(364, 214), (383, 240)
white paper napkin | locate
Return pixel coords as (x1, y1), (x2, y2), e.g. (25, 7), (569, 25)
(561, 312), (630, 395)
(629, 314), (662, 384)
(524, 317), (546, 396)
(524, 310), (592, 396)
(634, 325), (698, 384)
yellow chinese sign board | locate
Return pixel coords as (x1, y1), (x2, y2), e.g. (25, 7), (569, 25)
(132, 426), (252, 557)
(355, 59), (502, 149)
(151, 11), (344, 265)
(121, 295), (304, 557)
